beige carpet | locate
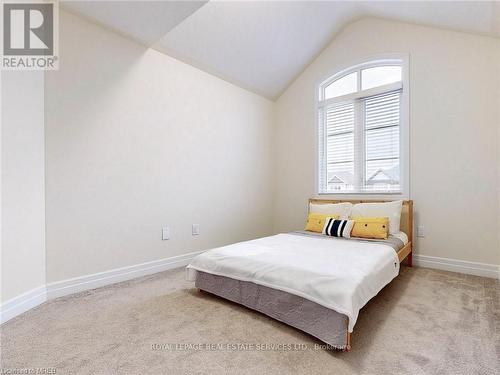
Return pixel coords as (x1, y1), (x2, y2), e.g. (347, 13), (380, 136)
(1, 266), (498, 375)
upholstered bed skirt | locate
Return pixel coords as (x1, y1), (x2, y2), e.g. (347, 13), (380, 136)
(195, 271), (349, 349)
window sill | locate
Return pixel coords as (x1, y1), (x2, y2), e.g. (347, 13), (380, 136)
(318, 191), (403, 195)
(316, 191), (408, 200)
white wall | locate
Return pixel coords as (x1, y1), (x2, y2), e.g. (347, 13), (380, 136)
(44, 11), (274, 283)
(274, 18), (500, 266)
(1, 71), (46, 302)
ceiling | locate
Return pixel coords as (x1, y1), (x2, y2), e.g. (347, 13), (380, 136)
(61, 1), (207, 45)
(62, 1), (500, 100)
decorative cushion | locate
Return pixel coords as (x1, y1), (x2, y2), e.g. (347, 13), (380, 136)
(305, 213), (339, 233)
(351, 217), (389, 240)
(322, 218), (354, 238)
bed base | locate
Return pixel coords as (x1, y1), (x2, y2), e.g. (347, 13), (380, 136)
(398, 242), (412, 266)
(195, 271), (351, 351)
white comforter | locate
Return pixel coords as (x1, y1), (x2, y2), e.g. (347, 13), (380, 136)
(186, 233), (400, 332)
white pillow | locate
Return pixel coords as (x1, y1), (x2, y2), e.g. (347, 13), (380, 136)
(351, 200), (403, 235)
(309, 202), (353, 220)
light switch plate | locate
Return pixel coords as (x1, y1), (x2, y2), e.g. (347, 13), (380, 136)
(417, 225), (425, 238)
(162, 226), (170, 240)
(192, 224), (200, 236)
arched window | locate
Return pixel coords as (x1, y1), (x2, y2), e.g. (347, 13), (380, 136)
(317, 57), (408, 195)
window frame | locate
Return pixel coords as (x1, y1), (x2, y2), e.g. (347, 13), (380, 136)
(315, 54), (410, 198)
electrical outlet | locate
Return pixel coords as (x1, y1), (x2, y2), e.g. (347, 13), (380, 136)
(417, 225), (425, 238)
(192, 224), (200, 236)
(162, 226), (170, 240)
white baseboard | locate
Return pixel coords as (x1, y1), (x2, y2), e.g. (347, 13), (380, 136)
(414, 254), (500, 279)
(46, 250), (204, 299)
(1, 251), (203, 324)
(2, 251), (497, 324)
(0, 285), (47, 324)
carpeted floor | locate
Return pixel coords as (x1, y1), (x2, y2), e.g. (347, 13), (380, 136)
(1, 266), (498, 375)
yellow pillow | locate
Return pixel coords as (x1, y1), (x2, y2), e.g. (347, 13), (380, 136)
(351, 217), (389, 240)
(305, 213), (339, 233)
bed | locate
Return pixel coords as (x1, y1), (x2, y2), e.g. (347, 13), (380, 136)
(186, 199), (413, 350)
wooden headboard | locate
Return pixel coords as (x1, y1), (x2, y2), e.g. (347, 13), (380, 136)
(308, 198), (413, 246)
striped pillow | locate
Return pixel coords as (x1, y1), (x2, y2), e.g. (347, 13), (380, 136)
(322, 218), (354, 238)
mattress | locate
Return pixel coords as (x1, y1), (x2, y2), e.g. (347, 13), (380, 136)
(292, 230), (407, 250)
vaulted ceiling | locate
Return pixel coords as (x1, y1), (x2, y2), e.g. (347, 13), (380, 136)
(62, 1), (500, 100)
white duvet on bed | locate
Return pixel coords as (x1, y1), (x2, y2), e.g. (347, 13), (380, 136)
(186, 233), (400, 332)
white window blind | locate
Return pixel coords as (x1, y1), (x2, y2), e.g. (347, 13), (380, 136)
(319, 102), (355, 191)
(364, 91), (401, 192)
(318, 60), (406, 194)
